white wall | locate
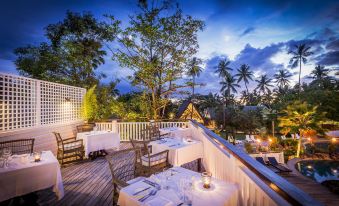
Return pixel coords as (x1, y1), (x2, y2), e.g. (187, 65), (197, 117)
(0, 120), (83, 154)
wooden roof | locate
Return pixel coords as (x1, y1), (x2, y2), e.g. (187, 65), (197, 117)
(176, 99), (205, 123)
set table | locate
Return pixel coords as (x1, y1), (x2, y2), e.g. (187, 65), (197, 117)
(0, 151), (64, 202)
(159, 127), (191, 138)
(149, 137), (203, 166)
(77, 131), (120, 158)
(118, 167), (240, 206)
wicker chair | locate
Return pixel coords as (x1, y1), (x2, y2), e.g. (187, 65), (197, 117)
(0, 139), (35, 155)
(141, 124), (169, 142)
(106, 148), (141, 206)
(76, 123), (95, 133)
(53, 132), (84, 165)
(130, 136), (169, 176)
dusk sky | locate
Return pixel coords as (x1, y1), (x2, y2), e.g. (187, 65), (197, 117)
(0, 0), (338, 95)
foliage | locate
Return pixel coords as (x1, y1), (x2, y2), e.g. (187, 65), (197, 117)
(244, 142), (253, 153)
(96, 81), (120, 120)
(278, 101), (325, 157)
(186, 57), (203, 98)
(236, 64), (253, 93)
(110, 1), (204, 119)
(15, 11), (119, 89)
(81, 85), (98, 122)
(255, 75), (273, 94)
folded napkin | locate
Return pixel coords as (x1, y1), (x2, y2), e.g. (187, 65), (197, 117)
(145, 196), (173, 206)
(145, 189), (181, 206)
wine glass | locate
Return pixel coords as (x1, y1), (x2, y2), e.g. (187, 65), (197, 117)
(0, 149), (4, 168)
(162, 168), (171, 190)
(3, 147), (12, 167)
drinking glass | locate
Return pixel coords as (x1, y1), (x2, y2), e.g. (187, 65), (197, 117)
(162, 168), (171, 190)
(3, 147), (12, 167)
(0, 149), (4, 168)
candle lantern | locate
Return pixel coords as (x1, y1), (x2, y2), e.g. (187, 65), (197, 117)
(201, 172), (212, 189)
(34, 152), (41, 162)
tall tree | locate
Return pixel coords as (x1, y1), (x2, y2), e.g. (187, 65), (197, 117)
(236, 64), (253, 93)
(288, 44), (313, 96)
(14, 11), (119, 88)
(215, 59), (232, 78)
(274, 69), (292, 87)
(278, 101), (323, 157)
(309, 65), (330, 82)
(111, 1), (204, 119)
(220, 73), (240, 100)
(255, 75), (273, 94)
(187, 57), (203, 98)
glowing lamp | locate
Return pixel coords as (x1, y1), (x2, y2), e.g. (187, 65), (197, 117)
(201, 172), (212, 189)
(34, 152), (41, 162)
(256, 139), (261, 143)
(268, 138), (272, 142)
(332, 138), (336, 142)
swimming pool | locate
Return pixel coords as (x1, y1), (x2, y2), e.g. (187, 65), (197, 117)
(295, 160), (339, 183)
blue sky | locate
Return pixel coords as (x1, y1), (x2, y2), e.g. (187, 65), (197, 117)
(0, 0), (338, 95)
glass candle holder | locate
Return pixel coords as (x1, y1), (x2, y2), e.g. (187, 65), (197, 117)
(201, 172), (212, 189)
(34, 152), (41, 162)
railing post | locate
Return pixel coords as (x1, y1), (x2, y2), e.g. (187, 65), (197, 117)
(36, 80), (41, 127)
(112, 120), (118, 133)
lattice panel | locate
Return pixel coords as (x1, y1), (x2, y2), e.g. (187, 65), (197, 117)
(40, 82), (85, 125)
(0, 74), (37, 131)
(0, 73), (86, 132)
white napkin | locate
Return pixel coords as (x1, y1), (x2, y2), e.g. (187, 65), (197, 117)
(145, 196), (173, 206)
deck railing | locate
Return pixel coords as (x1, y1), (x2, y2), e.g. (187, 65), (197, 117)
(189, 120), (321, 206)
(95, 121), (188, 141)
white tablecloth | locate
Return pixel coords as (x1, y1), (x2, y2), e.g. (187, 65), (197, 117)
(149, 138), (203, 166)
(159, 127), (192, 138)
(77, 131), (120, 158)
(0, 151), (64, 202)
(118, 167), (240, 206)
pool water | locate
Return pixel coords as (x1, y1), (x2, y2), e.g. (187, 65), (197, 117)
(296, 160), (339, 183)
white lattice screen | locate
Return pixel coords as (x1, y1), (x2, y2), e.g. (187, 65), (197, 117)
(0, 73), (86, 132)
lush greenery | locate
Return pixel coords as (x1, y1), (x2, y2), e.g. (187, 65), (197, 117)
(13, 0), (338, 137)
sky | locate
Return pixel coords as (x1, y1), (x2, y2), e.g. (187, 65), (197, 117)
(0, 0), (338, 95)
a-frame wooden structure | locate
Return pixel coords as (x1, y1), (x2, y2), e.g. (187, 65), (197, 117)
(176, 99), (205, 124)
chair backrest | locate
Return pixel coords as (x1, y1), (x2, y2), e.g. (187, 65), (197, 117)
(268, 157), (279, 166)
(106, 148), (140, 188)
(255, 157), (266, 165)
(129, 137), (149, 156)
(77, 124), (95, 133)
(0, 139), (35, 155)
(53, 132), (64, 149)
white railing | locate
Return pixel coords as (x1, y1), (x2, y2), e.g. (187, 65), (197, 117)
(189, 121), (320, 206)
(95, 121), (188, 141)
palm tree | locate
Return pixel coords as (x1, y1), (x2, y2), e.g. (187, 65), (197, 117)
(187, 57), (203, 98)
(236, 64), (254, 93)
(288, 44), (313, 96)
(274, 69), (292, 87)
(255, 75), (273, 94)
(215, 59), (232, 78)
(310, 65), (329, 81)
(220, 73), (240, 97)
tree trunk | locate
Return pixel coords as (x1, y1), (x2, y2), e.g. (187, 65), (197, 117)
(191, 76), (195, 119)
(298, 57), (302, 99)
(296, 134), (302, 157)
(245, 82), (249, 94)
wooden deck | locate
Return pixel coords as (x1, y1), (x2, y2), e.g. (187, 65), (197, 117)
(282, 159), (339, 206)
(32, 143), (203, 206)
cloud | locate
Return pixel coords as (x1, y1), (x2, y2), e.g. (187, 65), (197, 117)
(240, 27), (255, 37)
(317, 51), (339, 66)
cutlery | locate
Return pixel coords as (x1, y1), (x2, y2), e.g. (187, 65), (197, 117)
(132, 186), (151, 195)
(139, 189), (157, 202)
(143, 180), (161, 190)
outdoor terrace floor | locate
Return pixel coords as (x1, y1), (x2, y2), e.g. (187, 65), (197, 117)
(34, 143), (203, 206)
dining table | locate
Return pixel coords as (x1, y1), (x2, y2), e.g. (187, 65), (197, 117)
(118, 166), (240, 206)
(159, 127), (191, 138)
(149, 137), (203, 167)
(0, 151), (64, 202)
(77, 130), (120, 158)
